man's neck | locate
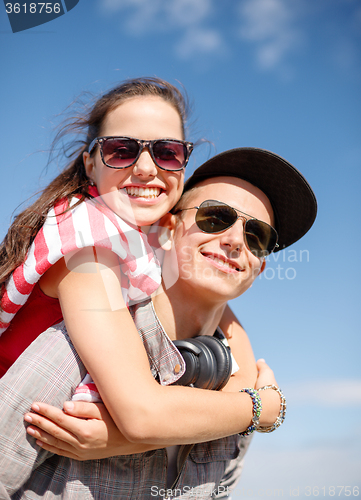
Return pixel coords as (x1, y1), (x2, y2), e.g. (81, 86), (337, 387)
(152, 283), (226, 341)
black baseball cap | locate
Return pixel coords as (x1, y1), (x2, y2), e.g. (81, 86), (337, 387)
(183, 147), (317, 251)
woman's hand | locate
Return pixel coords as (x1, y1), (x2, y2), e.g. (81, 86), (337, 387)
(24, 401), (158, 460)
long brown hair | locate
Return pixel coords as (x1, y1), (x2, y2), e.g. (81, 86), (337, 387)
(0, 77), (190, 302)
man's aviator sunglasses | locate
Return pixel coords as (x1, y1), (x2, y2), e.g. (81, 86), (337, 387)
(88, 136), (193, 172)
(176, 199), (279, 258)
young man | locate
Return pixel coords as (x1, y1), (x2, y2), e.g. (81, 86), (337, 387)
(0, 148), (317, 499)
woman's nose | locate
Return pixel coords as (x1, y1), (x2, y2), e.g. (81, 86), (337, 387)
(132, 148), (158, 178)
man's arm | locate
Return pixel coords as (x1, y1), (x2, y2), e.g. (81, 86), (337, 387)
(219, 304), (258, 391)
(0, 322), (86, 495)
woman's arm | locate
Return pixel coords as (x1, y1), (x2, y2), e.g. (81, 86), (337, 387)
(26, 401), (160, 460)
(49, 247), (279, 446)
(24, 351), (278, 460)
(23, 303), (264, 460)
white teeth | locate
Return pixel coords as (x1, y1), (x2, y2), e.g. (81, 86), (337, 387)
(209, 256), (239, 271)
(125, 187), (161, 198)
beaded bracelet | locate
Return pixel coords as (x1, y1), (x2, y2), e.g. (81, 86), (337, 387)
(239, 388), (262, 436)
(256, 385), (287, 433)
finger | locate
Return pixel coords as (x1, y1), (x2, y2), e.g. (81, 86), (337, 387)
(35, 440), (87, 461)
(63, 401), (104, 420)
(31, 402), (75, 428)
(30, 402), (98, 433)
(26, 426), (74, 452)
(256, 358), (268, 369)
(25, 412), (78, 446)
(255, 360), (278, 389)
(256, 358), (274, 374)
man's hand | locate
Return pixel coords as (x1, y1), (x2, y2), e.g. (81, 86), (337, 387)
(255, 358), (278, 389)
(255, 359), (283, 428)
(24, 401), (158, 460)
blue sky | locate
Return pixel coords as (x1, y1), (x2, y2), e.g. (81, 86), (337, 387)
(1, 0), (360, 497)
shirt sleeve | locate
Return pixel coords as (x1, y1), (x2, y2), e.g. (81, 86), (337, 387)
(0, 196), (161, 334)
(0, 322), (86, 496)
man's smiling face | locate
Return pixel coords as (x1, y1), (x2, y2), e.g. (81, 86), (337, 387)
(171, 176), (275, 303)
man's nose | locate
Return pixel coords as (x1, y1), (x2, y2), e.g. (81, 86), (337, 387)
(219, 218), (245, 253)
(132, 148), (158, 178)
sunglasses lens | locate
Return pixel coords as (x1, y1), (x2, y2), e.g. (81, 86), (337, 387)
(196, 205), (237, 233)
(245, 220), (278, 257)
(153, 140), (188, 170)
(195, 201), (278, 257)
(102, 138), (139, 168)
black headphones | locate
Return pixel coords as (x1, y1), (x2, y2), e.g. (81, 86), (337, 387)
(173, 333), (232, 391)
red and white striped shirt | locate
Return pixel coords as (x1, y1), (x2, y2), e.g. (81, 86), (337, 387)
(0, 191), (162, 335)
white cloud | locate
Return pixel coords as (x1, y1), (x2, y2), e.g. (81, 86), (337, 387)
(100, 0), (213, 33)
(234, 379), (361, 497)
(99, 0), (223, 59)
(164, 0), (213, 29)
(283, 379), (361, 407)
(238, 0), (303, 70)
(175, 27), (225, 60)
(101, 0), (165, 34)
(237, 438), (361, 496)
(101, 0), (144, 14)
(239, 0), (292, 40)
(98, 0), (360, 74)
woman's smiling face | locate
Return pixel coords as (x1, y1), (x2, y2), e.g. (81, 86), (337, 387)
(84, 96), (186, 227)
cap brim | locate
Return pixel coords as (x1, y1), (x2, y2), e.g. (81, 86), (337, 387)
(183, 148), (317, 251)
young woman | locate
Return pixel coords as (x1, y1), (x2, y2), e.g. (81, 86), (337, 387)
(0, 77), (191, 377)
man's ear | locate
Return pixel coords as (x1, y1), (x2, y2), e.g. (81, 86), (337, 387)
(258, 259), (267, 275)
(158, 213), (176, 251)
(83, 151), (95, 182)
